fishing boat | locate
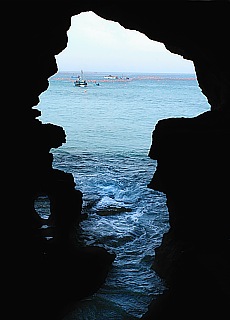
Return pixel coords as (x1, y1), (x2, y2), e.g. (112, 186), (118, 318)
(74, 70), (87, 87)
(104, 75), (118, 80)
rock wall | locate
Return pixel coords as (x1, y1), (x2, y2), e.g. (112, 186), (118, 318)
(144, 110), (230, 319)
(4, 1), (229, 319)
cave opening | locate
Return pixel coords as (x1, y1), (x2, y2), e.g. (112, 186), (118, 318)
(5, 2), (229, 320)
(36, 11), (211, 319)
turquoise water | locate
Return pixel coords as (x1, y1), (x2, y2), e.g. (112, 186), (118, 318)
(38, 72), (210, 319)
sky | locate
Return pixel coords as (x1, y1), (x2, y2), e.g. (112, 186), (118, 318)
(56, 11), (195, 74)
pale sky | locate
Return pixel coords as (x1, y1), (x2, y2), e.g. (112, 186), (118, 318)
(56, 11), (195, 74)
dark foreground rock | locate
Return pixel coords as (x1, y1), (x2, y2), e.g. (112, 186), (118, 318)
(141, 110), (230, 319)
(12, 244), (115, 320)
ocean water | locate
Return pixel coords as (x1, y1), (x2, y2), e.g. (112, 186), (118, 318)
(37, 72), (210, 319)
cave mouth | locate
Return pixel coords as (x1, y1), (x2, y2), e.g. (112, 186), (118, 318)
(5, 2), (229, 320)
(36, 11), (211, 319)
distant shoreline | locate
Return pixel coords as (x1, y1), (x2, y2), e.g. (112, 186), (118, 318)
(51, 71), (196, 82)
(56, 70), (196, 76)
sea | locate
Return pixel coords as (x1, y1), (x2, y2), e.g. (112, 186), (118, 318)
(36, 71), (210, 320)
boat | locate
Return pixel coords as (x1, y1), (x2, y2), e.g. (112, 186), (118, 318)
(104, 75), (118, 80)
(74, 70), (87, 87)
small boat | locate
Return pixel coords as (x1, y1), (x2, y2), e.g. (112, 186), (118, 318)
(74, 70), (87, 87)
(104, 75), (118, 80)
(93, 80), (100, 86)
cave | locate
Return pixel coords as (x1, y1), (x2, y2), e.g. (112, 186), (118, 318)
(5, 1), (230, 320)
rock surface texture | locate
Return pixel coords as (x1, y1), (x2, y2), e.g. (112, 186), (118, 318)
(4, 1), (230, 319)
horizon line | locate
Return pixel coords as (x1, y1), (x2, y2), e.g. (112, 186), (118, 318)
(56, 70), (196, 75)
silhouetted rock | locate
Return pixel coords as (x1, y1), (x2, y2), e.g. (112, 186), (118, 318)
(144, 110), (230, 319)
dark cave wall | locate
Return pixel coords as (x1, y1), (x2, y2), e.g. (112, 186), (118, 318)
(5, 1), (230, 319)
